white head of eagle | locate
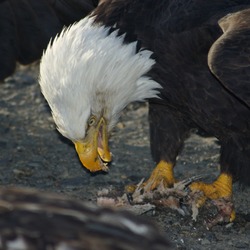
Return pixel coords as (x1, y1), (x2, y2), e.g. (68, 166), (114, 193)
(39, 17), (161, 172)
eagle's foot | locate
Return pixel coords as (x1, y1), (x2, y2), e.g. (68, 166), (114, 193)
(189, 173), (235, 226)
(126, 160), (175, 194)
(145, 160), (176, 190)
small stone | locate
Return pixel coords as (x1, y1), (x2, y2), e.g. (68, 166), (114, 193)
(225, 222), (234, 228)
(13, 169), (33, 177)
(116, 122), (125, 129)
(27, 162), (41, 168)
(200, 239), (210, 245)
(16, 146), (25, 152)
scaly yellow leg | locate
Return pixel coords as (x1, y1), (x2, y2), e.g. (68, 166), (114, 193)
(126, 160), (175, 194)
(189, 173), (235, 222)
(145, 160), (175, 189)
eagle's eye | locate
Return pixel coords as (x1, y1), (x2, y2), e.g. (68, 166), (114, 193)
(88, 116), (96, 126)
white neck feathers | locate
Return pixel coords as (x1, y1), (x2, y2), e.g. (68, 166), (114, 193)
(39, 17), (161, 141)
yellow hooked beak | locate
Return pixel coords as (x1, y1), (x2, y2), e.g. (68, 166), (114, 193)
(74, 117), (112, 172)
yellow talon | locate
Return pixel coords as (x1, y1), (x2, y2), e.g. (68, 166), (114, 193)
(190, 173), (236, 221)
(190, 173), (233, 200)
(230, 210), (236, 222)
(125, 160), (175, 194)
(145, 160), (175, 190)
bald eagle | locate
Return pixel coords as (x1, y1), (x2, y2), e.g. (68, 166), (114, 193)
(39, 0), (250, 222)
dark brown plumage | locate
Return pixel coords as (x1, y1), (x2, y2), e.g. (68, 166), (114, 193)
(0, 187), (171, 250)
(90, 0), (250, 187)
(0, 0), (98, 80)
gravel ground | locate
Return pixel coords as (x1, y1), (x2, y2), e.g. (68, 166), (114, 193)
(0, 64), (249, 249)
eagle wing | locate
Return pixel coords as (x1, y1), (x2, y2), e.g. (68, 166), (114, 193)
(208, 9), (250, 108)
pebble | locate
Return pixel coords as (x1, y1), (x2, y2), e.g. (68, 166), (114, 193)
(27, 162), (41, 168)
(200, 239), (210, 245)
